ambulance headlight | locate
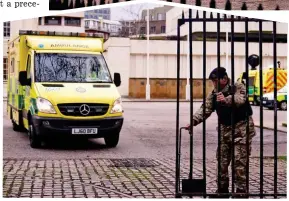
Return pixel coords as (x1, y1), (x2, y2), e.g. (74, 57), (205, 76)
(36, 98), (56, 114)
(110, 97), (123, 114)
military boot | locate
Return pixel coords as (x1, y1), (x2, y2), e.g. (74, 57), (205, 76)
(209, 188), (230, 199)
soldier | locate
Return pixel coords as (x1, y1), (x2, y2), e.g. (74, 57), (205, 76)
(185, 67), (256, 198)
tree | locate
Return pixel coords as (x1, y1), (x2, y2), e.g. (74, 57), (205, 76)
(181, 0), (186, 4)
(257, 4), (263, 10)
(241, 2), (247, 10)
(100, 0), (105, 5)
(119, 4), (149, 38)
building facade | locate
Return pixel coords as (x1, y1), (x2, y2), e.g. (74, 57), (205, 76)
(85, 18), (122, 39)
(85, 8), (111, 20)
(120, 6), (173, 37)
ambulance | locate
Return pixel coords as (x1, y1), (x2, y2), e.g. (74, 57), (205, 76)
(7, 30), (124, 148)
(239, 64), (287, 105)
(263, 84), (287, 111)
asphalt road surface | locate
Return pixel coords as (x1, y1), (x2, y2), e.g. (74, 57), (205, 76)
(3, 102), (287, 160)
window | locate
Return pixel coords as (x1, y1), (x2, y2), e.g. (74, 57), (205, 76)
(150, 15), (155, 21)
(44, 16), (62, 25)
(140, 27), (146, 34)
(38, 17), (42, 25)
(85, 21), (89, 27)
(3, 58), (8, 81)
(150, 26), (156, 33)
(161, 26), (166, 33)
(65, 17), (81, 26)
(157, 13), (163, 20)
(3, 22), (10, 37)
(34, 53), (112, 83)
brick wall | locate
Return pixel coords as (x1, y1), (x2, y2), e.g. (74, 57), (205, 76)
(172, 0), (285, 10)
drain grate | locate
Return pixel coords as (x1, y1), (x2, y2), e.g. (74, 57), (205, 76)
(109, 158), (159, 168)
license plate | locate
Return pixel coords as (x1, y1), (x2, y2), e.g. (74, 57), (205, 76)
(72, 128), (98, 134)
(263, 101), (267, 104)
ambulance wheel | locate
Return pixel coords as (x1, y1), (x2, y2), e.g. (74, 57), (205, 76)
(104, 132), (120, 148)
(29, 124), (42, 148)
(280, 101), (287, 111)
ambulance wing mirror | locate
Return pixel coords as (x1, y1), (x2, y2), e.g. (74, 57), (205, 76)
(19, 71), (29, 86)
(248, 54), (259, 70)
(114, 73), (121, 87)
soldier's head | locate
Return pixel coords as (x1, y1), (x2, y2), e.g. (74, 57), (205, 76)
(209, 67), (229, 89)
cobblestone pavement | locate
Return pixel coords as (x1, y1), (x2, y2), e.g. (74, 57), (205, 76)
(3, 158), (287, 198)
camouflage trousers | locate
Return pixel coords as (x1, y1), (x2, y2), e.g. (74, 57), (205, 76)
(216, 116), (256, 191)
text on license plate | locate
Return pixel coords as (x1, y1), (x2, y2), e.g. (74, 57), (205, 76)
(72, 128), (98, 134)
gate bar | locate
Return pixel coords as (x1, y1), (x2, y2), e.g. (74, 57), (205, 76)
(176, 192), (287, 197)
(273, 21), (278, 199)
(181, 18), (267, 22)
(259, 20), (264, 198)
(230, 14), (236, 196)
(189, 8), (194, 181)
(175, 18), (182, 196)
(202, 10), (207, 198)
(245, 17), (250, 196)
(216, 12), (221, 192)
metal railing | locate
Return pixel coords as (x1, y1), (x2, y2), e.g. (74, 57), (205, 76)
(175, 9), (286, 198)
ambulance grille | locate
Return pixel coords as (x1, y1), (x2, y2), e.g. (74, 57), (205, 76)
(57, 103), (109, 116)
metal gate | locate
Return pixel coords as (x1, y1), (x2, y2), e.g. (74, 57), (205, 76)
(175, 10), (287, 198)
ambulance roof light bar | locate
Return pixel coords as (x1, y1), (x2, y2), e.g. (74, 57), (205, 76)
(19, 30), (104, 38)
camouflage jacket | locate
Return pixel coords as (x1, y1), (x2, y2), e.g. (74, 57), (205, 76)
(193, 82), (248, 126)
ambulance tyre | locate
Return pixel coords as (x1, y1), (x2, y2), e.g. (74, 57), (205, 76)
(280, 101), (287, 111)
(28, 121), (42, 148)
(104, 132), (120, 148)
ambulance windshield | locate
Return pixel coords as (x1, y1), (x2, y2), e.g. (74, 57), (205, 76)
(34, 53), (112, 83)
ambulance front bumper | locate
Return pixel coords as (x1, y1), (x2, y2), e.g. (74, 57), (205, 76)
(31, 116), (123, 138)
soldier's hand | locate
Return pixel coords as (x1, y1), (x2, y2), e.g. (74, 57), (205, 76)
(185, 120), (197, 132)
(216, 92), (226, 102)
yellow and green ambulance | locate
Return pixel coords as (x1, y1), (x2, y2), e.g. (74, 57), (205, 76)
(7, 30), (123, 148)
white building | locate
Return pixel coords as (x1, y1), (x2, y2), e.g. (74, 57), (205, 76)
(85, 18), (122, 36)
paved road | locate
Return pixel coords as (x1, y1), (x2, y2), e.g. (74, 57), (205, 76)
(3, 102), (287, 198)
(3, 102), (287, 160)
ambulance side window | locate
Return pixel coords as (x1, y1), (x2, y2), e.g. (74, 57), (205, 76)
(26, 55), (31, 79)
